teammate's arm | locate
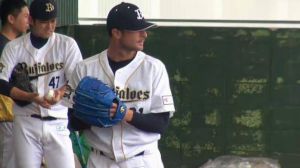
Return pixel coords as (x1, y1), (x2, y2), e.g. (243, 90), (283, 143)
(0, 79), (51, 108)
(0, 79), (36, 101)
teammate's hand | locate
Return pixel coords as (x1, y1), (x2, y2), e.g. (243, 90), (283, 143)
(44, 86), (66, 105)
(32, 96), (51, 109)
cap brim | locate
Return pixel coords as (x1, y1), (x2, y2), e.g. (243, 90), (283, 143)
(30, 13), (57, 21)
(125, 22), (157, 32)
(33, 16), (57, 21)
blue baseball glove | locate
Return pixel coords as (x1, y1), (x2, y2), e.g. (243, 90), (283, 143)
(73, 76), (127, 127)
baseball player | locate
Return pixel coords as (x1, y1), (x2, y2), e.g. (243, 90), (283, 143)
(68, 2), (175, 168)
(0, 0), (82, 168)
(0, 0), (29, 167)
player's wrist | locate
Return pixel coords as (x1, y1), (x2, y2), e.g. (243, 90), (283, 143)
(11, 87), (31, 101)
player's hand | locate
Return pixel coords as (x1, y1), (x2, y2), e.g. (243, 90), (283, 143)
(32, 96), (51, 109)
(110, 103), (133, 122)
(44, 86), (66, 105)
(124, 108), (133, 122)
(110, 103), (118, 118)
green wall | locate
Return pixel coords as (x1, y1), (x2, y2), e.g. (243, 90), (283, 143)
(57, 25), (300, 168)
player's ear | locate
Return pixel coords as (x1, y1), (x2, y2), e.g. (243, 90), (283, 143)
(7, 14), (16, 25)
(111, 28), (122, 39)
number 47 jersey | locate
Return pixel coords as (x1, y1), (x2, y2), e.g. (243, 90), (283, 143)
(0, 32), (83, 118)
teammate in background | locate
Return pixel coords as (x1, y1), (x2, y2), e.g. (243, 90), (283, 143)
(0, 0), (29, 167)
(69, 2), (175, 168)
(0, 0), (82, 167)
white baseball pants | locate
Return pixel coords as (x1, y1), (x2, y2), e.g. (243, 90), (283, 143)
(87, 147), (164, 168)
(13, 115), (75, 168)
(0, 122), (15, 168)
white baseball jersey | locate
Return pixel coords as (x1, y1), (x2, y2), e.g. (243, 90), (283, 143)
(0, 32), (82, 118)
(0, 32), (83, 168)
(69, 50), (175, 163)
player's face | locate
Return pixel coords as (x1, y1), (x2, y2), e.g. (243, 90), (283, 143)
(30, 18), (56, 39)
(119, 30), (148, 51)
(11, 6), (29, 34)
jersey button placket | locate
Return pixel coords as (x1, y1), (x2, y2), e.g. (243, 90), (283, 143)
(111, 124), (125, 162)
(41, 120), (48, 147)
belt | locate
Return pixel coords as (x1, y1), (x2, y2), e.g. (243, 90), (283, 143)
(31, 114), (57, 121)
(91, 148), (144, 160)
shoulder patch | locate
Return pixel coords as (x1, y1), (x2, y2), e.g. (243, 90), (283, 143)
(162, 95), (174, 105)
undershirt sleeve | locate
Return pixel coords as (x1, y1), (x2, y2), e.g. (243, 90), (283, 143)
(0, 79), (13, 97)
(128, 111), (170, 135)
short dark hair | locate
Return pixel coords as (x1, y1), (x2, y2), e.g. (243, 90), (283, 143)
(0, 0), (28, 26)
